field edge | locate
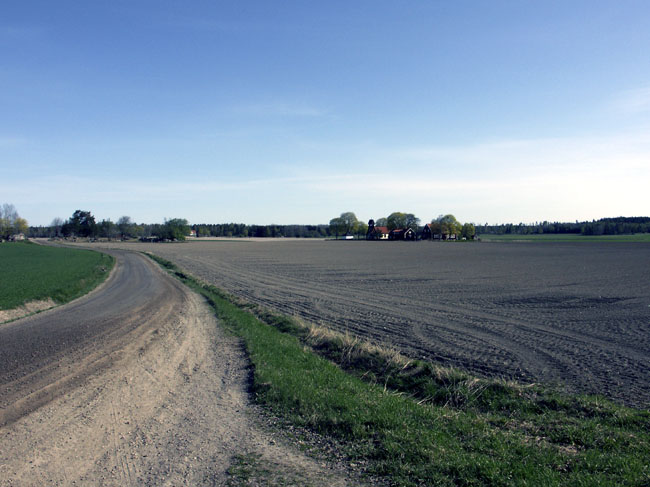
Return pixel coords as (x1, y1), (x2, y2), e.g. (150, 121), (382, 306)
(145, 251), (650, 487)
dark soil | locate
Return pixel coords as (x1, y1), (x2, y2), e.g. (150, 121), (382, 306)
(114, 240), (650, 408)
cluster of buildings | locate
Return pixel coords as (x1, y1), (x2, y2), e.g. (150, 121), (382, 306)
(366, 220), (461, 241)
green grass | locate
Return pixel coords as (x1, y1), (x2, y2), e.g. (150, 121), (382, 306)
(0, 241), (114, 310)
(479, 233), (650, 243)
(148, 253), (650, 487)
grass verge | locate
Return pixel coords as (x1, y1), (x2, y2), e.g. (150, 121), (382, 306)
(148, 253), (650, 486)
(479, 233), (650, 243)
(0, 241), (114, 310)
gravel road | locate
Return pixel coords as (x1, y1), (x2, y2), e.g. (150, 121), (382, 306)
(0, 248), (352, 486)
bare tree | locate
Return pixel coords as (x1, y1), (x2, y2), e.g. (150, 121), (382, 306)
(51, 217), (64, 238)
(117, 216), (133, 239)
(1, 203), (21, 239)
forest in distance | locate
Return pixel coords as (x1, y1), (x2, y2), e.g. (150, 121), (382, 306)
(24, 209), (650, 240)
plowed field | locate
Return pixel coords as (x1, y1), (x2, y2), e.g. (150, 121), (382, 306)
(106, 240), (650, 407)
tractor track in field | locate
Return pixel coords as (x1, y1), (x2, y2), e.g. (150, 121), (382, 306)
(91, 239), (650, 409)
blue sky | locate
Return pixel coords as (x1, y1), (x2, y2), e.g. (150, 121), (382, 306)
(2, 1), (649, 226)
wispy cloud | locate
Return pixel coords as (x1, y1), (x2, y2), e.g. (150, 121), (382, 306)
(611, 85), (650, 114)
(5, 130), (649, 226)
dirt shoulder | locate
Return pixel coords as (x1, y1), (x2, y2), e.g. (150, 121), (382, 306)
(0, 251), (353, 486)
(0, 298), (56, 323)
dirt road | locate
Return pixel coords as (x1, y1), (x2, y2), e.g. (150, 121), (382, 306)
(0, 249), (350, 486)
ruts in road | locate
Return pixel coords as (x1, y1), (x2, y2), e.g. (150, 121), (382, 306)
(0, 249), (351, 486)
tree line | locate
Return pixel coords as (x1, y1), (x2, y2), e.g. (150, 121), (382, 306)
(475, 217), (650, 236)
(27, 210), (334, 240)
(29, 210), (192, 241)
(192, 223), (332, 238)
(24, 208), (650, 241)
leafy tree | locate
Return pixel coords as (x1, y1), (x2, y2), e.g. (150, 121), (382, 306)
(117, 216), (134, 239)
(461, 222), (476, 239)
(0, 203), (28, 239)
(355, 221), (369, 238)
(156, 218), (190, 241)
(429, 220), (442, 234)
(405, 213), (420, 231)
(375, 217), (388, 227)
(63, 210), (97, 238)
(438, 214), (462, 236)
(97, 219), (118, 239)
(386, 212), (407, 231)
(329, 211), (359, 237)
(386, 212), (419, 231)
(13, 217), (28, 235)
(328, 217), (343, 237)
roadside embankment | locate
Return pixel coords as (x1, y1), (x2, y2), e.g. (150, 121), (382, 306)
(148, 252), (650, 487)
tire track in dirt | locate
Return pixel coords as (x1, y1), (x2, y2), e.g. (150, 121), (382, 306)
(140, 240), (650, 407)
(175, 251), (642, 395)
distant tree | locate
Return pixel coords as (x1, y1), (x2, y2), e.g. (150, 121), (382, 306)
(429, 220), (442, 235)
(117, 216), (133, 239)
(329, 211), (359, 237)
(386, 212), (419, 231)
(156, 218), (190, 241)
(355, 221), (369, 238)
(375, 217), (388, 227)
(13, 217), (28, 235)
(329, 217), (343, 238)
(461, 222), (476, 239)
(51, 217), (64, 237)
(98, 219), (118, 239)
(63, 210), (97, 238)
(386, 212), (406, 231)
(438, 214), (462, 236)
(0, 203), (27, 239)
(339, 212), (359, 235)
(405, 213), (420, 231)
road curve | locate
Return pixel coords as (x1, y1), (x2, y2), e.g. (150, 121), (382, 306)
(0, 249), (185, 426)
(0, 247), (353, 486)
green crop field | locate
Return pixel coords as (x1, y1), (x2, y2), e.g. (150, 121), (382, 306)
(479, 233), (650, 242)
(0, 242), (114, 310)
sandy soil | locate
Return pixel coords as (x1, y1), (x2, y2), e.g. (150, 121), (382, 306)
(85, 239), (650, 408)
(0, 248), (352, 486)
(0, 298), (56, 323)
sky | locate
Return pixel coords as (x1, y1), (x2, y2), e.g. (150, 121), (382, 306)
(2, 1), (650, 226)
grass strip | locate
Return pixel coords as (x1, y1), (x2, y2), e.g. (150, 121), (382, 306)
(148, 253), (650, 486)
(0, 241), (114, 310)
(479, 234), (650, 243)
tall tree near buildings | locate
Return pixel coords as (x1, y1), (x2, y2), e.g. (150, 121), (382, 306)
(438, 214), (462, 236)
(329, 211), (359, 237)
(461, 222), (476, 239)
(386, 212), (407, 231)
(405, 213), (420, 232)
